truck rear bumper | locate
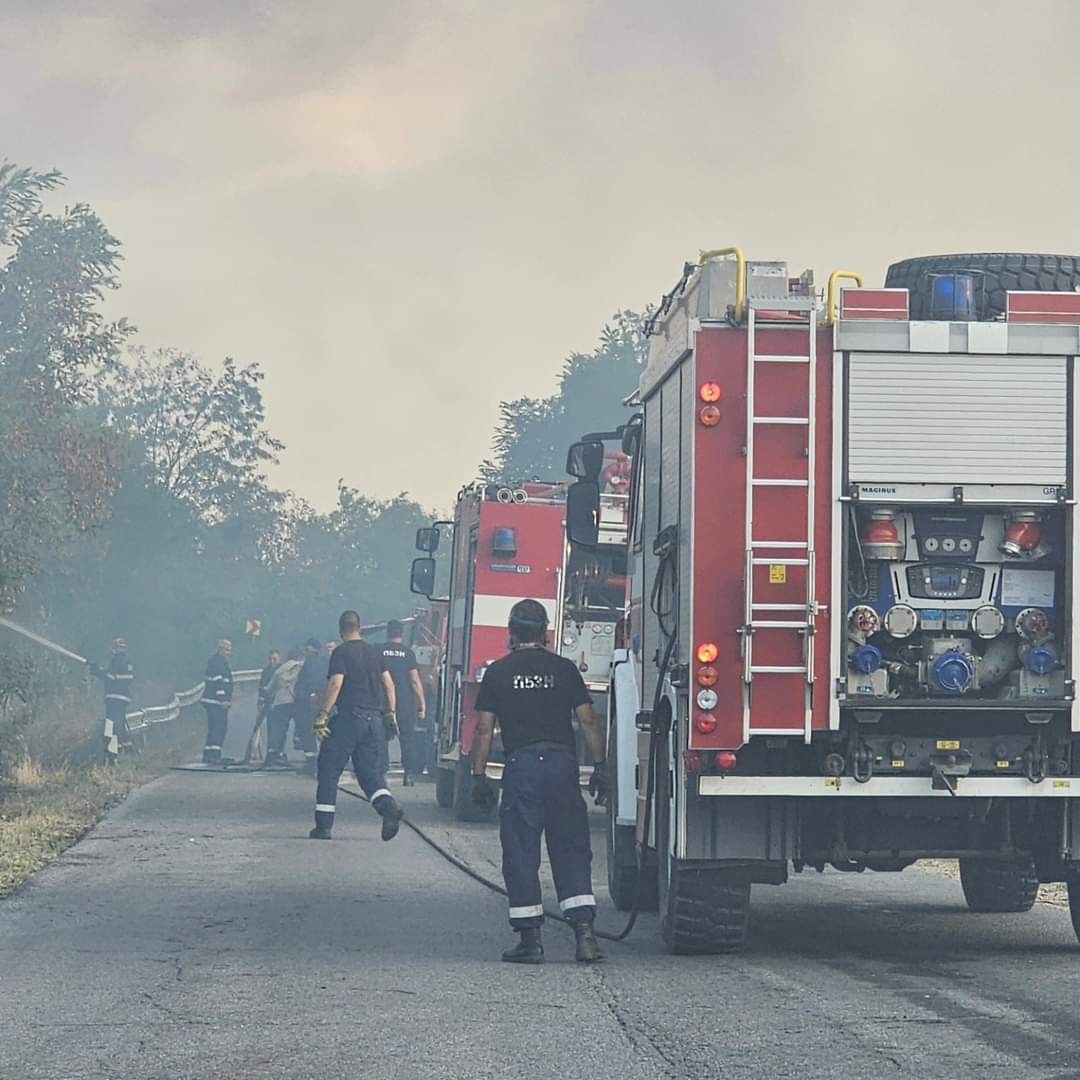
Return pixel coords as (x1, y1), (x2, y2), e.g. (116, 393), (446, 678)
(698, 775), (1078, 797)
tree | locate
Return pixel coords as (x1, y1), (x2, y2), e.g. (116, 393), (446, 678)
(484, 310), (646, 482)
(0, 163), (125, 611)
(99, 347), (284, 521)
(0, 161), (131, 397)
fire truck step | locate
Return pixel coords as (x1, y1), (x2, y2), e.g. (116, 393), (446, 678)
(750, 541), (808, 549)
(752, 603), (809, 611)
(751, 479), (808, 487)
(752, 416), (809, 425)
(751, 558), (808, 566)
(754, 354), (810, 363)
(749, 621), (811, 629)
(750, 666), (808, 674)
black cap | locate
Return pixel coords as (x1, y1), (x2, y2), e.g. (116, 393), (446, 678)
(305, 637), (321, 650)
(508, 599), (549, 632)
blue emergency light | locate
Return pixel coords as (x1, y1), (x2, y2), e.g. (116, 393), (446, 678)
(928, 273), (977, 321)
(492, 526), (518, 557)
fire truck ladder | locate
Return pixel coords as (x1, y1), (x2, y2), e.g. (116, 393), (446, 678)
(742, 295), (818, 744)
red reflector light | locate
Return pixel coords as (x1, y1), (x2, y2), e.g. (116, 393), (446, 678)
(699, 382), (723, 403)
(699, 405), (721, 427)
(696, 664), (718, 687)
(683, 750), (704, 773)
(695, 713), (718, 734)
(696, 642), (719, 664)
(714, 751), (738, 771)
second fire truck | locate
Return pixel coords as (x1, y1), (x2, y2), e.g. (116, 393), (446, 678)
(411, 474), (628, 820)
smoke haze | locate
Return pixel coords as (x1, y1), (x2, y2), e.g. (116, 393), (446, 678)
(3, 0), (1079, 506)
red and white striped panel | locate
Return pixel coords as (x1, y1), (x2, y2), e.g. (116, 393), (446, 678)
(839, 288), (909, 321)
(1006, 291), (1080, 324)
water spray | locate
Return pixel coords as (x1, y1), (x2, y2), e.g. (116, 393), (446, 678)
(0, 617), (87, 664)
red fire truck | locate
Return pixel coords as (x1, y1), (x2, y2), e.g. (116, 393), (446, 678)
(411, 476), (628, 820)
(566, 249), (1080, 953)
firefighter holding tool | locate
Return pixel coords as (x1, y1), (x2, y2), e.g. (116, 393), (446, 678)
(310, 611), (404, 842)
(471, 598), (609, 965)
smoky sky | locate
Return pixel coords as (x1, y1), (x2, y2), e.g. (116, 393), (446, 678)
(3, 0), (1080, 509)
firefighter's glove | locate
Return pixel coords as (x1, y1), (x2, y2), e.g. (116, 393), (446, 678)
(588, 760), (610, 806)
(313, 711), (331, 740)
(383, 711), (398, 741)
(471, 774), (498, 811)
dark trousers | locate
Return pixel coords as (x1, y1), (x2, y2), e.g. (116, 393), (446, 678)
(398, 710), (419, 775)
(500, 743), (595, 929)
(314, 708), (395, 832)
(294, 706), (317, 757)
(105, 700), (130, 745)
(267, 704), (294, 754)
(203, 704), (228, 755)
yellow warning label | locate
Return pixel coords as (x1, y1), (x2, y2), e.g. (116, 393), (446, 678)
(769, 564), (787, 584)
(996, 760), (1010, 769)
(936, 740), (960, 751)
(890, 760), (905, 768)
(1053, 780), (1072, 789)
(824, 777), (840, 788)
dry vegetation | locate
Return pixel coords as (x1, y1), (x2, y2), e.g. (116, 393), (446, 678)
(0, 707), (202, 896)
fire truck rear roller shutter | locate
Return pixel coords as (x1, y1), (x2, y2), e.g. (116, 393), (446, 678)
(847, 353), (1067, 486)
(885, 253), (1080, 321)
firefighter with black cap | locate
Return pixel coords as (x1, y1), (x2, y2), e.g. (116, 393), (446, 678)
(471, 598), (609, 964)
(310, 610), (404, 842)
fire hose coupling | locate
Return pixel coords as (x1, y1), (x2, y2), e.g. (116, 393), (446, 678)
(849, 643), (883, 674)
(931, 651), (976, 694)
(1022, 642), (1058, 676)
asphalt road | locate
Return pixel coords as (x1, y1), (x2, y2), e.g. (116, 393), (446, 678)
(2, 748), (1080, 1078)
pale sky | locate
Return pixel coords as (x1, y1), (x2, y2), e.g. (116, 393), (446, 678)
(4, 0), (1080, 508)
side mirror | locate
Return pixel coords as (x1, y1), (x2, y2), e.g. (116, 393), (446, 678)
(416, 527), (440, 553)
(621, 420), (642, 457)
(566, 480), (600, 548)
(410, 557), (436, 596)
(566, 440), (604, 481)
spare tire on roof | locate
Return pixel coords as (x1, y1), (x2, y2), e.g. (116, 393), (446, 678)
(884, 253), (1080, 321)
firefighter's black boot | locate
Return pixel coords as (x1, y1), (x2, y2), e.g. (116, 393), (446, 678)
(374, 795), (403, 842)
(502, 928), (544, 965)
(308, 826), (332, 840)
(572, 922), (603, 963)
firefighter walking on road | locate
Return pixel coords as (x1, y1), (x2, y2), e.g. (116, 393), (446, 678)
(379, 620), (427, 786)
(471, 598), (608, 965)
(310, 611), (404, 842)
(89, 638), (135, 759)
(200, 639), (234, 764)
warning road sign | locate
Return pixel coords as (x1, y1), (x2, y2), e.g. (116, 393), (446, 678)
(245, 619), (262, 638)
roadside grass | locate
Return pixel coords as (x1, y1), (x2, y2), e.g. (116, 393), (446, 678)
(0, 723), (201, 897)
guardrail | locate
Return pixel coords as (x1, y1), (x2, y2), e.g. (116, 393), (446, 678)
(125, 670), (261, 736)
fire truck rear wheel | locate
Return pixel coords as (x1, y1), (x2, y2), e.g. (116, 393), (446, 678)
(452, 755), (497, 823)
(884, 252), (1080, 322)
(660, 861), (751, 955)
(1067, 875), (1080, 946)
(958, 856), (1039, 913)
(435, 766), (455, 809)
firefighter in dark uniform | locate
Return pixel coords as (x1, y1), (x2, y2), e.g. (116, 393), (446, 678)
(257, 649), (282, 729)
(89, 637), (135, 756)
(472, 598), (609, 964)
(310, 611), (404, 842)
(378, 620), (427, 786)
(200, 639), (234, 764)
(293, 638), (326, 774)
